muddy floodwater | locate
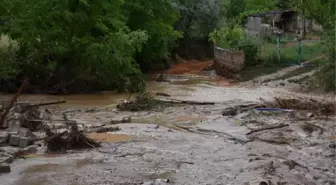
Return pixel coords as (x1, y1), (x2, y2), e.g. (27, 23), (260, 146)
(1, 74), (335, 185)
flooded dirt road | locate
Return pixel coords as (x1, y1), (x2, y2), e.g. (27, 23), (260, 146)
(1, 73), (335, 185)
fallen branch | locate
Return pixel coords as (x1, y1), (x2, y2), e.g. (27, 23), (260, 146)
(115, 152), (144, 158)
(95, 126), (120, 133)
(197, 128), (250, 144)
(173, 124), (201, 134)
(28, 100), (66, 108)
(110, 117), (131, 124)
(155, 92), (171, 97)
(256, 138), (291, 145)
(0, 78), (28, 128)
(246, 123), (289, 135)
(26, 119), (76, 123)
(157, 98), (215, 105)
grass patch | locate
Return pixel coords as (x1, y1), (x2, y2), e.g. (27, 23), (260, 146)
(240, 41), (324, 81)
(240, 64), (287, 82)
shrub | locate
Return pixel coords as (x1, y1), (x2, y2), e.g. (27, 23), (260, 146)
(209, 26), (261, 65)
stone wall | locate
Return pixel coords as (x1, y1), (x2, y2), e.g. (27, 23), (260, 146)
(213, 47), (245, 78)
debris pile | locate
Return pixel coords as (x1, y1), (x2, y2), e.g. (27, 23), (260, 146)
(0, 100), (65, 148)
(262, 96), (335, 116)
(117, 92), (160, 111)
(44, 123), (100, 153)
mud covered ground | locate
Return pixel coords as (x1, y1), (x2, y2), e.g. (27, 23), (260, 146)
(1, 73), (335, 185)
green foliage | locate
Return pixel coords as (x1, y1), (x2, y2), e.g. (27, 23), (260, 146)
(219, 0), (276, 26)
(239, 39), (260, 65)
(124, 0), (182, 71)
(276, 0), (292, 9)
(209, 26), (245, 49)
(293, 0), (335, 91)
(0, 0), (185, 92)
(209, 26), (261, 65)
(174, 0), (221, 59)
(0, 44), (19, 79)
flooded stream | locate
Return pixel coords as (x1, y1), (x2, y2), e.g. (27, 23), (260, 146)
(0, 74), (221, 108)
(1, 73), (335, 185)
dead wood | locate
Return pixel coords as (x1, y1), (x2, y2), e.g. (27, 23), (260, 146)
(173, 124), (201, 134)
(115, 152), (144, 158)
(262, 96), (336, 116)
(257, 138), (291, 145)
(155, 92), (171, 97)
(0, 78), (28, 128)
(44, 123), (100, 153)
(27, 100), (66, 108)
(246, 123), (289, 135)
(95, 126), (120, 133)
(26, 119), (76, 124)
(110, 117), (131, 124)
(157, 98), (215, 105)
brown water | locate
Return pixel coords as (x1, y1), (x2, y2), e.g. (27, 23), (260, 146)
(0, 74), (231, 108)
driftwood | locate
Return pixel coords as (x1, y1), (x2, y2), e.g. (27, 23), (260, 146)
(0, 78), (28, 128)
(44, 123), (100, 152)
(111, 117), (131, 124)
(95, 126), (120, 133)
(27, 119), (76, 123)
(157, 98), (215, 105)
(246, 123), (289, 135)
(27, 100), (66, 108)
(155, 92), (171, 97)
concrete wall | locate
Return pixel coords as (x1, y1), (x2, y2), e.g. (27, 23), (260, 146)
(213, 47), (245, 77)
(245, 17), (262, 33)
(297, 17), (323, 32)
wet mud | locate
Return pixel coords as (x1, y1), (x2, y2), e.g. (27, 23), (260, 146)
(1, 73), (335, 185)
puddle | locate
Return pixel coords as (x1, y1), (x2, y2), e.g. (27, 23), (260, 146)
(174, 115), (208, 124)
(86, 133), (132, 142)
(326, 135), (336, 141)
(169, 78), (214, 86)
(133, 114), (209, 128)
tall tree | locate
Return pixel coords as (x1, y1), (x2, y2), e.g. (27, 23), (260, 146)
(124, 0), (181, 71)
(2, 0), (148, 92)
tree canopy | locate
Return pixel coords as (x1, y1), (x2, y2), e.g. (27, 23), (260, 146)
(0, 0), (334, 92)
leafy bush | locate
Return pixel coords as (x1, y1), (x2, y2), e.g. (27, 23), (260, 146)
(209, 26), (244, 49)
(209, 26), (261, 65)
(0, 0), (183, 93)
(0, 45), (19, 79)
(238, 38), (261, 65)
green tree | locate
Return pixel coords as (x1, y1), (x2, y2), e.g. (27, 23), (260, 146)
(2, 0), (149, 92)
(174, 0), (221, 59)
(124, 0), (181, 71)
